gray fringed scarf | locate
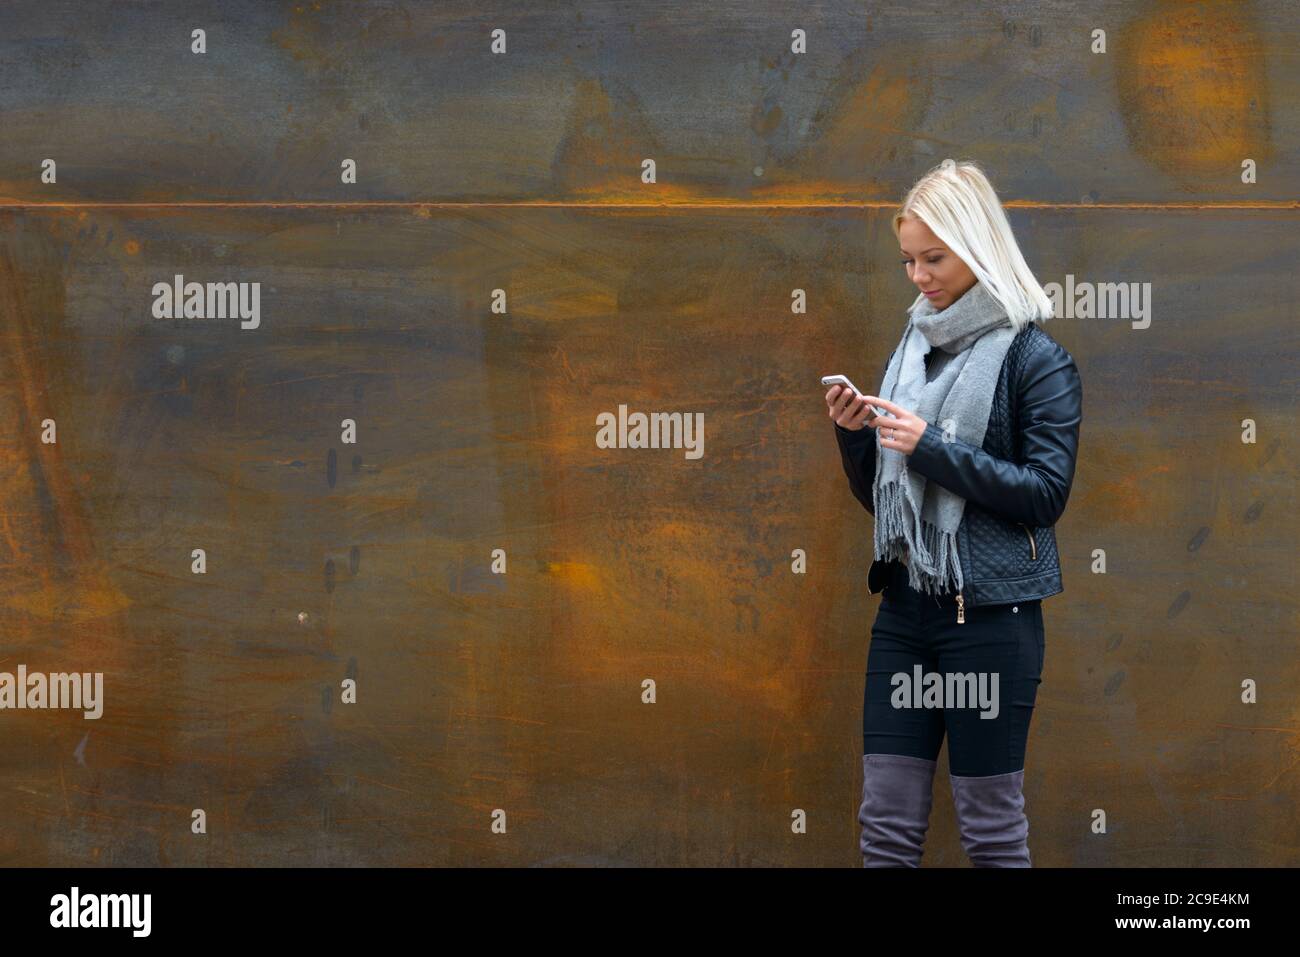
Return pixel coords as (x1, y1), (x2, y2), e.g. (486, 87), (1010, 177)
(872, 280), (1018, 595)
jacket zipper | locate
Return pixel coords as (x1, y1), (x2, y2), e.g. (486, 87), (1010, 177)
(955, 594), (964, 624)
(1021, 523), (1037, 560)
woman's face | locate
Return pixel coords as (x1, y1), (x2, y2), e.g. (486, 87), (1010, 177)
(898, 217), (977, 311)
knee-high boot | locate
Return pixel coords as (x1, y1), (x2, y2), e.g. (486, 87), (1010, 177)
(949, 768), (1032, 867)
(858, 753), (937, 867)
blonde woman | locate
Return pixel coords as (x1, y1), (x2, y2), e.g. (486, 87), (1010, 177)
(827, 159), (1082, 866)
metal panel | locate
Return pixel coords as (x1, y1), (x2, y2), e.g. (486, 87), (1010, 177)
(0, 0), (1295, 866)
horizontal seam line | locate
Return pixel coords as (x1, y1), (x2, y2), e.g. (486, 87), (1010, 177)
(0, 201), (1296, 210)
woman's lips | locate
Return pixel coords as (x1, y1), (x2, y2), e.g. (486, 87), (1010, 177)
(923, 290), (942, 297)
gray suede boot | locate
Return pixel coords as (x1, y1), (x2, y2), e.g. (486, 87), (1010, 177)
(858, 753), (938, 867)
(949, 769), (1032, 867)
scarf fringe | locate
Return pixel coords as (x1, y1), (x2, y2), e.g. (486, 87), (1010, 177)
(874, 479), (963, 596)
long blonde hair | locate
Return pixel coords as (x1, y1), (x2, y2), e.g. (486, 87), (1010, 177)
(893, 158), (1054, 331)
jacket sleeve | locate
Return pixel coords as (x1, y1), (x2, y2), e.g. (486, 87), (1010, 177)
(835, 420), (879, 515)
(904, 337), (1082, 528)
(832, 346), (896, 516)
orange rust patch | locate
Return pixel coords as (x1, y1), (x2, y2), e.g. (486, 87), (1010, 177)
(1115, 1), (1271, 174)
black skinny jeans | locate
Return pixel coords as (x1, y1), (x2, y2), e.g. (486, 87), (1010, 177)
(863, 560), (1045, 776)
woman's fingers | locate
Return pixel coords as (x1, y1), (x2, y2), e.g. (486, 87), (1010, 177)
(826, 389), (903, 434)
(845, 395), (874, 427)
(876, 412), (912, 447)
(862, 395), (906, 419)
(832, 392), (873, 429)
(853, 395), (915, 449)
(827, 385), (854, 412)
(826, 386), (852, 419)
(833, 394), (860, 426)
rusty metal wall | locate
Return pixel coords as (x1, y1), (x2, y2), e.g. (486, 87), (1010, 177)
(0, 0), (1295, 866)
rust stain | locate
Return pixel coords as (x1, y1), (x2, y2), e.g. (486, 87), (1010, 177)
(0, 239), (132, 628)
(1076, 462), (1174, 521)
(543, 560), (602, 590)
(1115, 0), (1272, 176)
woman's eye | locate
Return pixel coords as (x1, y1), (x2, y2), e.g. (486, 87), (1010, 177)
(927, 257), (942, 264)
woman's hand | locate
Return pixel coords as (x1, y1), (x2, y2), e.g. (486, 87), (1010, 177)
(825, 386), (878, 431)
(859, 395), (928, 455)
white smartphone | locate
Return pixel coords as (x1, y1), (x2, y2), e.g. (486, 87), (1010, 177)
(821, 374), (886, 419)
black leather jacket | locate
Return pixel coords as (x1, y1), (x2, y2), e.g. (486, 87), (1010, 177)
(835, 321), (1082, 616)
